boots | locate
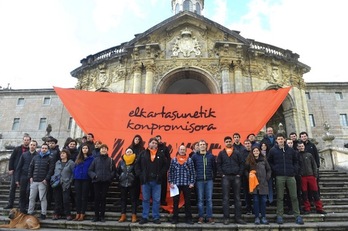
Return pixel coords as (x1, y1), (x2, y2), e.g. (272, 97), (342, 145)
(131, 214), (137, 223)
(118, 213), (126, 222)
(73, 214), (80, 221)
(78, 214), (85, 221)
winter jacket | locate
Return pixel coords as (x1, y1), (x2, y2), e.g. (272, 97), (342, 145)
(28, 151), (55, 182)
(135, 148), (167, 184)
(15, 150), (38, 182)
(217, 149), (244, 176)
(245, 155), (271, 195)
(268, 144), (298, 177)
(73, 155), (94, 180)
(260, 135), (276, 149)
(191, 151), (216, 181)
(304, 140), (320, 168)
(116, 158), (136, 188)
(52, 159), (75, 191)
(298, 151), (318, 177)
(88, 155), (116, 183)
(168, 156), (196, 186)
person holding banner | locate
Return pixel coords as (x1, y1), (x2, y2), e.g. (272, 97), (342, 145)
(191, 139), (216, 224)
(168, 145), (195, 225)
(217, 136), (246, 225)
(135, 137), (167, 225)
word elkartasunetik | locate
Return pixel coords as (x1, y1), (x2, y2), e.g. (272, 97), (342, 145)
(128, 106), (216, 121)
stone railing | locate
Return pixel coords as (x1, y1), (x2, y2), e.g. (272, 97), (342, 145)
(248, 39), (299, 61)
(0, 151), (10, 183)
(320, 147), (348, 171)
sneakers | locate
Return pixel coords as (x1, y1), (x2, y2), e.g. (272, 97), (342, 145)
(153, 219), (161, 224)
(317, 210), (327, 214)
(235, 218), (247, 224)
(260, 217), (269, 224)
(276, 216), (283, 224)
(207, 218), (215, 224)
(254, 217), (260, 225)
(139, 218), (148, 224)
(40, 214), (46, 220)
(295, 216), (304, 225)
(197, 217), (204, 224)
(223, 218), (229, 225)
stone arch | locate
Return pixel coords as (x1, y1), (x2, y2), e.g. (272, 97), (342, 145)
(95, 87), (113, 92)
(156, 67), (220, 94)
(265, 85), (295, 136)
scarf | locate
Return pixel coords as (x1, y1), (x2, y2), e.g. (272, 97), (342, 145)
(177, 155), (188, 165)
(150, 149), (157, 162)
(249, 170), (259, 193)
(123, 153), (136, 165)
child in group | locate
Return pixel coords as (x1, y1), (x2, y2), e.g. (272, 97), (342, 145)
(245, 146), (272, 224)
(116, 148), (138, 223)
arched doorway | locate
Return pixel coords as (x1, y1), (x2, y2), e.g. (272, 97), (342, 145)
(157, 68), (219, 94)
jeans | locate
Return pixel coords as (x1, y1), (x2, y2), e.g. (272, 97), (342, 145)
(172, 185), (192, 220)
(28, 181), (48, 215)
(242, 174), (252, 211)
(120, 185), (137, 214)
(253, 193), (267, 218)
(196, 180), (213, 219)
(221, 175), (242, 219)
(267, 177), (274, 203)
(142, 180), (161, 220)
(275, 176), (300, 217)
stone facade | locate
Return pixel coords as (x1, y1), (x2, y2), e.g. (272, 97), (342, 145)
(0, 88), (72, 150)
(70, 11), (312, 138)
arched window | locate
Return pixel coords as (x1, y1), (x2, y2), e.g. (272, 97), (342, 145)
(195, 2), (201, 14)
(183, 0), (193, 11)
(175, 3), (180, 14)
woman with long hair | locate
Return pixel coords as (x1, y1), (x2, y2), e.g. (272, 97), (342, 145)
(73, 144), (94, 221)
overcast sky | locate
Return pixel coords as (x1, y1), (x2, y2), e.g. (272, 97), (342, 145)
(0, 0), (346, 89)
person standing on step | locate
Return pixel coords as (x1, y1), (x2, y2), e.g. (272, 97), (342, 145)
(245, 146), (272, 225)
(192, 139), (217, 224)
(5, 134), (31, 209)
(297, 141), (326, 215)
(73, 143), (94, 221)
(168, 145), (195, 225)
(88, 144), (116, 223)
(27, 143), (55, 220)
(52, 149), (75, 221)
(15, 140), (38, 214)
(135, 137), (167, 225)
(116, 148), (138, 223)
(268, 133), (304, 225)
(217, 136), (246, 225)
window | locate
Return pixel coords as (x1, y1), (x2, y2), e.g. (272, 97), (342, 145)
(12, 118), (20, 130)
(309, 114), (315, 127)
(195, 2), (201, 14)
(39, 118), (47, 130)
(17, 98), (25, 106)
(175, 3), (180, 14)
(43, 97), (51, 105)
(335, 92), (343, 100)
(183, 0), (192, 11)
(305, 92), (311, 100)
(68, 117), (73, 130)
(340, 114), (348, 126)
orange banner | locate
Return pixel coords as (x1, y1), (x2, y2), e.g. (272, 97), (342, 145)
(54, 87), (290, 160)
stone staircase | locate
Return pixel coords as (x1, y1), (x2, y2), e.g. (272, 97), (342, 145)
(0, 169), (348, 230)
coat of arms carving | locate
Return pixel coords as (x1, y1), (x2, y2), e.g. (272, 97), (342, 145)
(172, 28), (201, 57)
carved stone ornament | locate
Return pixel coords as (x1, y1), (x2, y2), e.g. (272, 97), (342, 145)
(172, 28), (201, 57)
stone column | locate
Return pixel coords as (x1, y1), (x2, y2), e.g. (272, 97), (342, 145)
(220, 61), (231, 93)
(145, 64), (155, 94)
(234, 60), (243, 93)
(132, 65), (142, 93)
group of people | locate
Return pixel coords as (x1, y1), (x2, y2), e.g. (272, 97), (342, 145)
(5, 128), (325, 226)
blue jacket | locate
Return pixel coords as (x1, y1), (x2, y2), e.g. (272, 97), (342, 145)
(73, 155), (94, 180)
(191, 151), (216, 181)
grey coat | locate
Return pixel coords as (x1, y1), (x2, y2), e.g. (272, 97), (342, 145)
(52, 159), (75, 191)
(245, 155), (271, 195)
